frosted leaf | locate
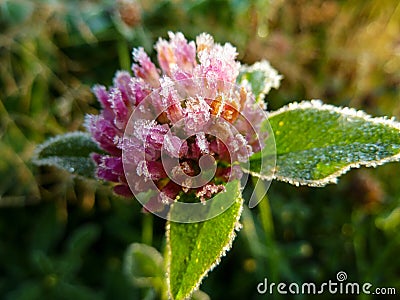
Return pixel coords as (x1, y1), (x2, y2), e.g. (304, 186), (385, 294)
(32, 132), (101, 178)
(249, 100), (400, 186)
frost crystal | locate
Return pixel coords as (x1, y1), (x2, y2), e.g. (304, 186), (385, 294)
(87, 32), (277, 209)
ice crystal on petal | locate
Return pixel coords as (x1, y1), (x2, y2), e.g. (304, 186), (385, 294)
(92, 154), (121, 182)
(159, 76), (184, 124)
(196, 33), (214, 52)
(156, 31), (197, 76)
(163, 134), (185, 158)
(86, 32), (279, 206)
(196, 41), (240, 84)
(196, 132), (209, 154)
(184, 97), (210, 133)
(109, 88), (129, 130)
(132, 47), (160, 87)
(85, 115), (121, 155)
(130, 78), (151, 105)
(113, 71), (135, 104)
(196, 183), (226, 202)
(136, 160), (166, 180)
(92, 85), (111, 111)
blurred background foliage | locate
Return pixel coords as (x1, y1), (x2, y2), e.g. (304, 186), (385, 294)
(0, 0), (399, 299)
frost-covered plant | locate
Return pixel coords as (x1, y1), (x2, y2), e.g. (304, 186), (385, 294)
(34, 32), (400, 300)
(83, 32), (275, 214)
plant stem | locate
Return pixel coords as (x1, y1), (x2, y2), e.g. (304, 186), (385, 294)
(117, 39), (131, 71)
(252, 177), (281, 290)
(142, 213), (153, 246)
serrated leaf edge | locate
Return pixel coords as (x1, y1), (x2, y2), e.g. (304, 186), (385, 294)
(33, 132), (94, 159)
(241, 169), (275, 182)
(165, 188), (244, 300)
(239, 59), (283, 101)
(266, 99), (400, 187)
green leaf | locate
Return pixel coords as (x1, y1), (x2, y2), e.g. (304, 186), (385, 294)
(123, 243), (210, 300)
(166, 180), (243, 300)
(66, 224), (100, 256)
(192, 289), (210, 300)
(251, 100), (400, 186)
(124, 243), (165, 290)
(33, 132), (101, 178)
(237, 60), (282, 102)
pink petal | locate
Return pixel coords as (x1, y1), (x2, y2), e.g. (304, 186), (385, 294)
(132, 47), (160, 87)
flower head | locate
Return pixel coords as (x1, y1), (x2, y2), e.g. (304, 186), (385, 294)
(86, 32), (277, 211)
